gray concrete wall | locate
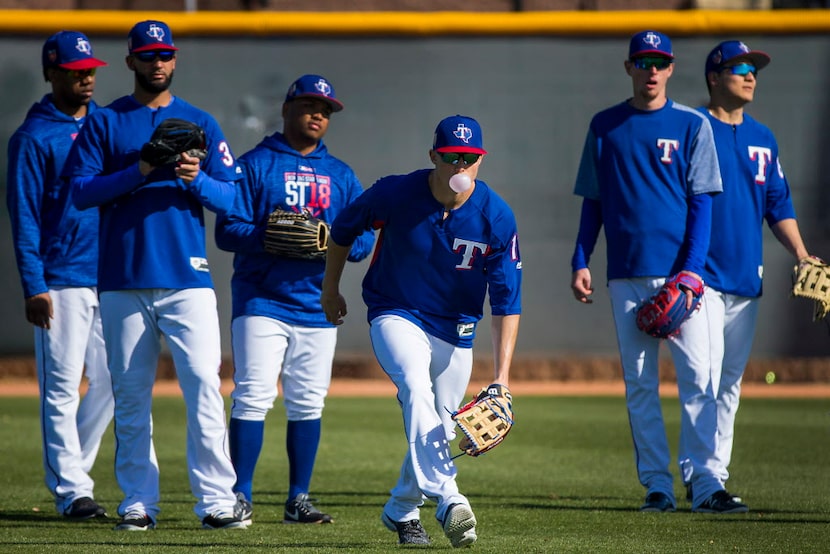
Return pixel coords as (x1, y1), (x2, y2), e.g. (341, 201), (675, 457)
(1, 34), (828, 359)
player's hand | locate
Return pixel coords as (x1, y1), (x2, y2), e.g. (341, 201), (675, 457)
(25, 293), (53, 329)
(571, 268), (594, 304)
(175, 151), (201, 184)
(320, 290), (348, 325)
(799, 255), (823, 271)
(677, 270), (703, 310)
(138, 159), (155, 176)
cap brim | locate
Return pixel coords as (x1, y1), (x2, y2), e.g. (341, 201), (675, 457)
(130, 44), (179, 53)
(708, 50), (771, 74)
(292, 93), (344, 112)
(733, 51), (771, 71)
(631, 50), (674, 59)
(59, 58), (108, 70)
(434, 146), (488, 155)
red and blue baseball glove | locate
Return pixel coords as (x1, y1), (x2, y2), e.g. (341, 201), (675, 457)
(635, 273), (704, 339)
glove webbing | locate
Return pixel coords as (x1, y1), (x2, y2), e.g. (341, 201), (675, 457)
(793, 258), (830, 321)
(451, 395), (513, 459)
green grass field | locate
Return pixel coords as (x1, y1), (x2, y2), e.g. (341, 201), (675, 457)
(1, 394), (829, 553)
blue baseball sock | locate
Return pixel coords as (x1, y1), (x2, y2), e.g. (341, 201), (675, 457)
(229, 418), (264, 502)
(286, 418), (321, 501)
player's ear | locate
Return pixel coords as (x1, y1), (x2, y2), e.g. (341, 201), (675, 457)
(429, 149), (439, 165)
(126, 55), (135, 71)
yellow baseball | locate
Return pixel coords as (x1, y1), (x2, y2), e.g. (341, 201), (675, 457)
(765, 371), (776, 385)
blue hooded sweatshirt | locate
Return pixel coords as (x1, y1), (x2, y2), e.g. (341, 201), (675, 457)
(215, 132), (375, 327)
(7, 94), (99, 298)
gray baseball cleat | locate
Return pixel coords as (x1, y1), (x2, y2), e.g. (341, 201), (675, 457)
(234, 492), (253, 526)
(382, 512), (431, 545)
(441, 504), (477, 548)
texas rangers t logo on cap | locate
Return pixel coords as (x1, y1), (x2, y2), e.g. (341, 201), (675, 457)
(314, 78), (333, 97)
(643, 32), (662, 49)
(433, 115), (487, 154)
(704, 40), (771, 76)
(146, 23), (166, 42)
(453, 124), (473, 144)
(42, 30), (108, 71)
(629, 30), (674, 59)
(75, 37), (92, 55)
(128, 20), (178, 53)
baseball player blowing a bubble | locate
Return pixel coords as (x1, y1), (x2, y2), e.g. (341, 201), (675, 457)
(321, 115), (521, 548)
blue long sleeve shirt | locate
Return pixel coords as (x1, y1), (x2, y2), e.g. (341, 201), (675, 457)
(7, 95), (99, 297)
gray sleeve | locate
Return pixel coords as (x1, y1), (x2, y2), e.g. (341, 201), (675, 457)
(687, 117), (723, 196)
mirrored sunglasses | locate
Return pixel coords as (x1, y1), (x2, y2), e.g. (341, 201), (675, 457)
(134, 50), (176, 63)
(61, 68), (97, 79)
(724, 63), (757, 76)
(440, 152), (481, 165)
(631, 56), (673, 71)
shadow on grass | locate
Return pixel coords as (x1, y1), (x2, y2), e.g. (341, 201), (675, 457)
(0, 540), (373, 550)
(0, 511), (115, 525)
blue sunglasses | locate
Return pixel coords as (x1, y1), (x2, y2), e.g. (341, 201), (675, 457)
(134, 50), (176, 63)
(724, 63), (757, 76)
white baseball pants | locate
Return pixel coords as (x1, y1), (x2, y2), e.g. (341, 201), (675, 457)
(680, 289), (759, 486)
(36, 286), (113, 514)
(229, 315), (336, 422)
(609, 277), (722, 508)
(100, 288), (237, 520)
(370, 314), (472, 524)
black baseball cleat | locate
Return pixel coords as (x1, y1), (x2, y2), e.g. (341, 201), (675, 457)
(202, 512), (248, 530)
(693, 490), (749, 514)
(728, 491), (744, 504)
(382, 512), (431, 545)
(283, 493), (333, 524)
(114, 512), (155, 531)
(640, 492), (676, 512)
(687, 484), (743, 504)
(63, 497), (107, 520)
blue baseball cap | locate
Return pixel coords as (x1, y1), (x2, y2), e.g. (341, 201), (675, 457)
(285, 74), (344, 112)
(433, 115), (487, 155)
(128, 20), (178, 53)
(705, 40), (770, 75)
(629, 30), (674, 59)
(42, 31), (107, 71)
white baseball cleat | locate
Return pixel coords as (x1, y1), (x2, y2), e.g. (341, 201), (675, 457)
(442, 504), (477, 548)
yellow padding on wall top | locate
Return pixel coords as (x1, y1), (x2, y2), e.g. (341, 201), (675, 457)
(0, 9), (828, 37)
